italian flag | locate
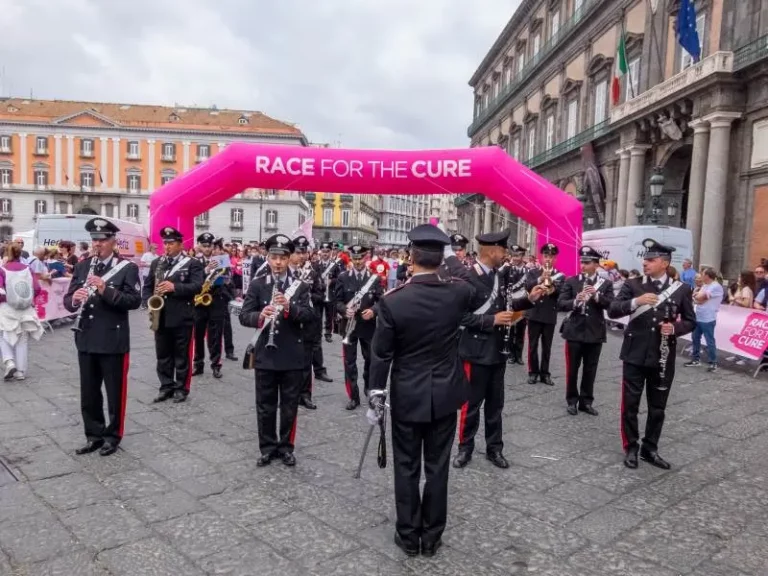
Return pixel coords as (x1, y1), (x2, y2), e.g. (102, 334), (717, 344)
(612, 31), (628, 105)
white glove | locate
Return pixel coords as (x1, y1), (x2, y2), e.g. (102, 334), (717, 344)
(366, 408), (378, 426)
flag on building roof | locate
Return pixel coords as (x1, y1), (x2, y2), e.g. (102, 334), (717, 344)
(611, 28), (628, 105)
(677, 0), (701, 63)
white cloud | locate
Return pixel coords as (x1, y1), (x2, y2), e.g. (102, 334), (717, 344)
(0, 0), (520, 149)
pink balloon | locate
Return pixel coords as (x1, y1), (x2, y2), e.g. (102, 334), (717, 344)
(149, 144), (583, 274)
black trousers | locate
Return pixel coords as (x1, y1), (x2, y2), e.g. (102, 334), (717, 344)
(513, 317), (527, 360)
(621, 362), (674, 453)
(155, 324), (194, 395)
(223, 312), (234, 355)
(565, 340), (602, 407)
(457, 361), (505, 455)
(193, 310), (223, 370)
(255, 369), (303, 456)
(342, 333), (371, 402)
(301, 342), (314, 400)
(311, 310), (326, 374)
(527, 320), (555, 376)
(322, 301), (335, 336)
(78, 352), (129, 444)
(392, 412), (457, 548)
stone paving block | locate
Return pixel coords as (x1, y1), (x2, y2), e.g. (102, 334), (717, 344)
(151, 420), (215, 445)
(404, 545), (509, 576)
(183, 438), (247, 464)
(496, 464), (563, 493)
(658, 496), (750, 539)
(565, 505), (643, 544)
(153, 509), (251, 560)
(118, 431), (178, 459)
(195, 538), (304, 576)
(0, 482), (48, 522)
(308, 547), (409, 576)
(711, 532), (768, 575)
(506, 515), (591, 559)
(98, 537), (206, 576)
(442, 519), (517, 556)
(697, 479), (768, 514)
(142, 450), (219, 481)
(0, 510), (77, 564)
(127, 488), (204, 523)
(102, 467), (173, 500)
(60, 500), (149, 551)
(497, 486), (588, 525)
(79, 449), (143, 480)
(8, 445), (82, 482)
(32, 472), (113, 510)
(202, 484), (294, 528)
(175, 472), (231, 498)
(568, 545), (681, 576)
(543, 479), (617, 509)
(14, 550), (112, 576)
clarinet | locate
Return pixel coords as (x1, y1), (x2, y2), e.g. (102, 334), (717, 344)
(658, 301), (676, 390)
(265, 281), (280, 349)
(71, 257), (99, 332)
(501, 282), (515, 356)
(579, 276), (595, 315)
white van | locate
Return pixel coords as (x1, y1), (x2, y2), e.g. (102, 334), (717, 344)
(582, 225), (693, 272)
(33, 215), (149, 265)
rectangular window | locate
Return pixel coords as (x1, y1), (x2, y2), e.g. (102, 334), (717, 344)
(161, 175), (174, 186)
(594, 80), (608, 124)
(80, 139), (94, 157)
(127, 141), (140, 158)
(517, 53), (525, 74)
(551, 11), (560, 39)
(512, 137), (520, 160)
(231, 208), (243, 225)
(567, 100), (579, 139)
(341, 209), (350, 227)
(0, 135), (11, 152)
(545, 115), (555, 150)
(80, 172), (94, 188)
(197, 211), (209, 224)
(35, 137), (47, 154)
(0, 169), (11, 187)
(197, 144), (210, 161)
(503, 66), (511, 86)
(626, 58), (640, 100)
(527, 128), (536, 159)
(1, 198), (11, 214)
(127, 175), (141, 192)
(532, 34), (541, 57)
(493, 79), (499, 99)
(162, 143), (175, 160)
(266, 210), (277, 227)
(574, 0), (583, 13)
(127, 204), (139, 220)
(34, 170), (48, 188)
(323, 208), (333, 227)
(35, 200), (47, 214)
(483, 91), (490, 109)
(680, 14), (706, 70)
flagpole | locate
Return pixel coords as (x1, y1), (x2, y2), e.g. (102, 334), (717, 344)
(622, 20), (636, 99)
(646, 0), (666, 89)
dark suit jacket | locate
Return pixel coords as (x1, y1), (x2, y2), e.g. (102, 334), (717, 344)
(369, 273), (474, 423)
(64, 256), (141, 354)
(334, 269), (384, 341)
(608, 275), (696, 368)
(558, 274), (614, 343)
(141, 255), (205, 329)
(524, 267), (564, 324)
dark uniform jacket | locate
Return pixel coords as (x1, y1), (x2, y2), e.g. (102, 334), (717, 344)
(369, 272), (474, 423)
(524, 267), (565, 324)
(558, 274), (615, 343)
(314, 258), (341, 302)
(64, 256), (141, 354)
(608, 275), (696, 368)
(334, 268), (384, 341)
(141, 255), (205, 329)
(250, 255), (267, 283)
(239, 272), (314, 371)
(292, 263), (323, 345)
(445, 256), (533, 366)
(194, 256), (230, 318)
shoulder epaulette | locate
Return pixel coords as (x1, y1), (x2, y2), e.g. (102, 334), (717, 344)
(383, 283), (408, 297)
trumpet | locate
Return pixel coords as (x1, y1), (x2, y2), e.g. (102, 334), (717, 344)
(194, 264), (226, 307)
(148, 256), (169, 331)
(541, 261), (555, 294)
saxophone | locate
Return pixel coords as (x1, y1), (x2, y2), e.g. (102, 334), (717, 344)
(194, 263), (226, 307)
(148, 256), (170, 332)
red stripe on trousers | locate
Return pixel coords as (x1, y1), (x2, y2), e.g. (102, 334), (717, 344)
(620, 379), (628, 451)
(117, 353), (130, 439)
(289, 409), (298, 446)
(458, 361), (471, 444)
(342, 343), (352, 400)
(185, 328), (195, 392)
(564, 342), (570, 401)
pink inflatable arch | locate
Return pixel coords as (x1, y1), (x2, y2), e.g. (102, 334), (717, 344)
(149, 144), (583, 275)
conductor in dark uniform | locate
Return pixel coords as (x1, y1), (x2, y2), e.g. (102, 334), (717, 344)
(506, 244), (528, 365)
(446, 229), (543, 470)
(524, 242), (565, 385)
(608, 238), (695, 470)
(192, 232), (227, 379)
(142, 227), (205, 404)
(368, 224), (474, 557)
(240, 234), (314, 466)
(558, 246), (614, 416)
(64, 218), (141, 456)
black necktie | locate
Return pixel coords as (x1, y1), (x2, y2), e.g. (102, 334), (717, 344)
(95, 262), (106, 275)
(653, 280), (662, 292)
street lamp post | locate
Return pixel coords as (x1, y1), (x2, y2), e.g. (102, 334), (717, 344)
(635, 167), (677, 225)
(575, 189), (596, 231)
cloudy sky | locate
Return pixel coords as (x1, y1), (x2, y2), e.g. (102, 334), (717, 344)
(0, 0), (519, 150)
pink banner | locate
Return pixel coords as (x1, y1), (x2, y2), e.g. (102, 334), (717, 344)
(148, 144), (584, 276)
(34, 278), (74, 322)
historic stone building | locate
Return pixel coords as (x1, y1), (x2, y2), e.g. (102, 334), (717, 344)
(457, 0), (768, 277)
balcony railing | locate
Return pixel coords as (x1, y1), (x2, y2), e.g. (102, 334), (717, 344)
(467, 0), (600, 137)
(526, 119), (610, 169)
(611, 51), (733, 124)
(734, 33), (768, 70)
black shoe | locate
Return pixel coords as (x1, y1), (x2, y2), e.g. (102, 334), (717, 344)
(281, 452), (296, 466)
(226, 353), (238, 361)
(452, 450), (471, 468)
(315, 371), (333, 383)
(639, 449), (671, 470)
(486, 452), (509, 469)
(345, 398), (360, 410)
(256, 453), (275, 467)
(192, 366), (204, 376)
(152, 391), (173, 403)
(75, 439), (104, 455)
(300, 397), (317, 410)
(172, 391), (187, 403)
(514, 357), (524, 365)
(579, 405), (598, 416)
(567, 404), (578, 416)
(541, 375), (554, 386)
(624, 447), (639, 469)
(421, 539), (442, 557)
(325, 334), (333, 343)
(212, 366), (222, 379)
(99, 442), (118, 456)
(394, 533), (419, 557)
(527, 374), (538, 385)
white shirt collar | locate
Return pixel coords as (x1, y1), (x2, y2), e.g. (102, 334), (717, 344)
(476, 260), (492, 274)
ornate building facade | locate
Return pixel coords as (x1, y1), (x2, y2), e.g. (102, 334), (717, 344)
(458, 0), (768, 276)
(305, 191), (379, 246)
(0, 98), (310, 243)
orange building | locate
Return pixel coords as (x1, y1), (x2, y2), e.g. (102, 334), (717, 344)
(0, 98), (311, 242)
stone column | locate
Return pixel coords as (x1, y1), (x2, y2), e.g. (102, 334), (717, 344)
(614, 148), (631, 227)
(602, 159), (618, 228)
(182, 141), (190, 172)
(67, 201), (73, 214)
(99, 137), (108, 190)
(686, 119), (710, 265)
(111, 138), (121, 190)
(483, 199), (493, 233)
(19, 133), (27, 186)
(66, 136), (75, 188)
(54, 135), (62, 187)
(472, 203), (481, 251)
(100, 203), (106, 216)
(699, 112), (741, 271)
(147, 140), (156, 192)
(624, 145), (651, 226)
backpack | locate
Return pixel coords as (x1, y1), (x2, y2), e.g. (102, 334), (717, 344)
(4, 267), (34, 310)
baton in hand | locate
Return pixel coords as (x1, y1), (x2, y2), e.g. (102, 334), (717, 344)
(353, 389), (388, 479)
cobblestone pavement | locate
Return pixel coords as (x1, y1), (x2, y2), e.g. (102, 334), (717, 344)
(0, 312), (767, 575)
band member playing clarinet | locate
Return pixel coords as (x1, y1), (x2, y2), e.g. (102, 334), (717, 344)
(240, 234), (313, 466)
(558, 247), (614, 416)
(290, 235), (321, 410)
(506, 244), (528, 365)
(608, 238), (695, 470)
(64, 218), (141, 456)
(335, 245), (383, 410)
(447, 229), (543, 470)
(525, 242), (564, 386)
(192, 233), (228, 379)
(314, 242), (340, 343)
(143, 227), (204, 404)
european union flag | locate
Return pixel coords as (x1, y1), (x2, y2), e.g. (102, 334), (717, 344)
(677, 0), (701, 62)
